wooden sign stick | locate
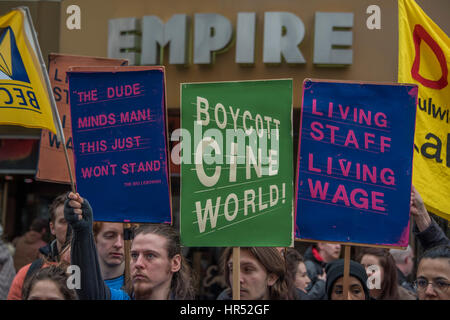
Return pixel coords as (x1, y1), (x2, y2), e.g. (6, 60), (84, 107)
(342, 245), (351, 300)
(232, 247), (240, 300)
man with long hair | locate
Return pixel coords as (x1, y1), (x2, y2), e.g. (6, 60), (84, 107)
(64, 192), (195, 300)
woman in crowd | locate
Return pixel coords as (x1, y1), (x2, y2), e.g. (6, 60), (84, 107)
(415, 245), (450, 300)
(64, 192), (196, 300)
(325, 259), (370, 300)
(285, 248), (311, 299)
(0, 226), (15, 300)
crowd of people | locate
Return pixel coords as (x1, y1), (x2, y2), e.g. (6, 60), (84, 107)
(0, 185), (448, 301)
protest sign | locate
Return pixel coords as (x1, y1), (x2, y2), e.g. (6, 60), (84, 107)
(67, 66), (171, 223)
(36, 54), (127, 184)
(180, 80), (293, 247)
(295, 79), (417, 247)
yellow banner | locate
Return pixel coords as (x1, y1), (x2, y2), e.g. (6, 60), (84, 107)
(398, 0), (450, 220)
(0, 9), (56, 133)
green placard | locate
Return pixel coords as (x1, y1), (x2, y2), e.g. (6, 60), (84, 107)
(180, 80), (293, 246)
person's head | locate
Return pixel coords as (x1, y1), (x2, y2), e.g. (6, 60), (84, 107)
(130, 224), (195, 300)
(49, 193), (69, 249)
(416, 245), (450, 300)
(222, 247), (289, 300)
(316, 242), (341, 263)
(30, 217), (48, 235)
(285, 248), (311, 293)
(357, 247), (398, 300)
(22, 265), (77, 300)
(390, 245), (414, 277)
(325, 259), (370, 300)
(93, 222), (124, 268)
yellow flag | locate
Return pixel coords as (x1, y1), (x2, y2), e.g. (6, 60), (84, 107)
(0, 8), (56, 133)
(398, 0), (450, 221)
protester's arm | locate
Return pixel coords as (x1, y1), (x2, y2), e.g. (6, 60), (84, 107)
(64, 192), (110, 300)
(410, 185), (431, 232)
(410, 186), (450, 251)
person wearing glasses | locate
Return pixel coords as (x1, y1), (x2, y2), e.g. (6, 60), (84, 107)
(415, 245), (450, 300)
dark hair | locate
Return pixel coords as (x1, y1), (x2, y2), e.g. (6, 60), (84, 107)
(131, 224), (196, 299)
(357, 247), (399, 300)
(30, 218), (48, 233)
(221, 247), (290, 300)
(420, 245), (450, 261)
(49, 193), (69, 223)
(22, 265), (77, 300)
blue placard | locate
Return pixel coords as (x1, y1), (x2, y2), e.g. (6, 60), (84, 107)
(295, 79), (417, 247)
(68, 67), (171, 223)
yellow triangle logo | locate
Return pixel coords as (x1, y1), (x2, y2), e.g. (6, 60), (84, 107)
(0, 28), (12, 79)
